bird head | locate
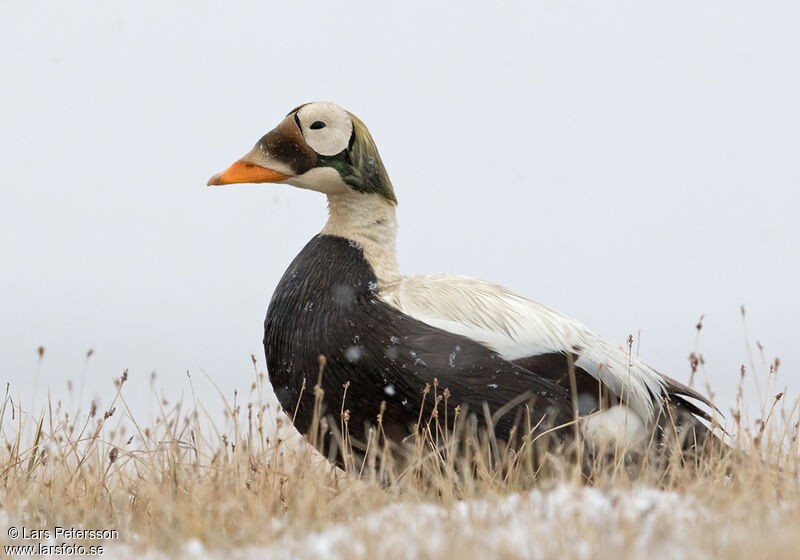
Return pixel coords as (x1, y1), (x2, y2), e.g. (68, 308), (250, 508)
(208, 101), (396, 204)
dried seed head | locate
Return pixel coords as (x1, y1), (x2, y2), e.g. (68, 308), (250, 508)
(689, 353), (699, 373)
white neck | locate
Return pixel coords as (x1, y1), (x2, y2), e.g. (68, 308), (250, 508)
(321, 192), (402, 286)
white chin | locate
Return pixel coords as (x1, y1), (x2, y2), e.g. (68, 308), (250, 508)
(286, 167), (351, 195)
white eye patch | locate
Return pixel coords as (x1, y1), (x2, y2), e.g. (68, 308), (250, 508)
(296, 101), (353, 156)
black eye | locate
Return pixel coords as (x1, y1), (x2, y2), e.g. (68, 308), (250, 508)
(309, 121), (326, 130)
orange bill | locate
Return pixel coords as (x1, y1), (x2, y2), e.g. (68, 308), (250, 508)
(207, 160), (291, 186)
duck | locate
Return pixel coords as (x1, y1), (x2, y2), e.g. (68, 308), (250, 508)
(208, 101), (716, 463)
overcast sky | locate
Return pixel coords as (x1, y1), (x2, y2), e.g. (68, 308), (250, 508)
(1, 2), (797, 426)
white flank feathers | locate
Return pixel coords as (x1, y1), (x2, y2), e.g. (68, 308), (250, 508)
(582, 406), (648, 447)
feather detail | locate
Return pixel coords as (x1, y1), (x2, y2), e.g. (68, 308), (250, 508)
(380, 274), (672, 423)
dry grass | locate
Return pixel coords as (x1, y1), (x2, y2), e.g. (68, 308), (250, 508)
(1, 339), (798, 559)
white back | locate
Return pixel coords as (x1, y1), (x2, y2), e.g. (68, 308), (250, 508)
(381, 274), (667, 423)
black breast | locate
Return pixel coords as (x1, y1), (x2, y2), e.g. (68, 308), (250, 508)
(264, 235), (571, 462)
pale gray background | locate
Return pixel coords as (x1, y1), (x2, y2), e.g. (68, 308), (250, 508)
(1, 2), (797, 425)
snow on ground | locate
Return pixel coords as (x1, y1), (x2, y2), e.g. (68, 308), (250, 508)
(98, 484), (708, 560)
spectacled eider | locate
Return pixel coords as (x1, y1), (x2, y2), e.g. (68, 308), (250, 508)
(208, 101), (716, 463)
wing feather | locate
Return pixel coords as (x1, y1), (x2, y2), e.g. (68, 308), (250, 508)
(381, 274), (674, 423)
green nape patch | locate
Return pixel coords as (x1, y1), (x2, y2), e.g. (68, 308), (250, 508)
(320, 112), (397, 204)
